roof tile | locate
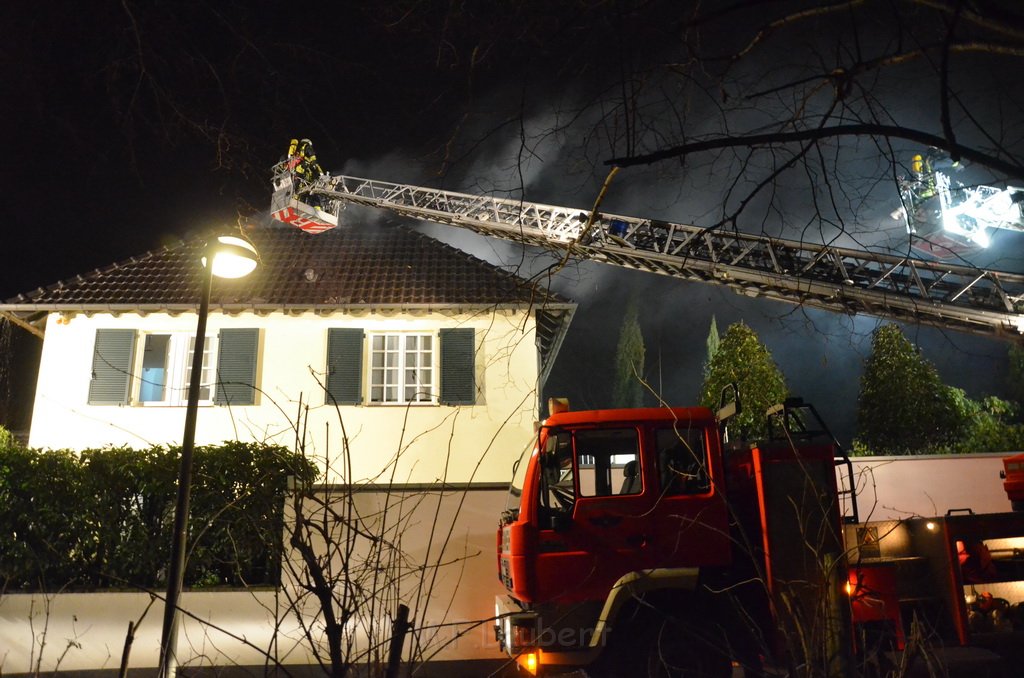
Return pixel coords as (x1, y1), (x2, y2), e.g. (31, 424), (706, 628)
(5, 223), (568, 310)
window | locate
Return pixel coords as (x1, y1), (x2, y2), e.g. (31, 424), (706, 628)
(324, 327), (476, 406)
(138, 334), (216, 405)
(655, 426), (710, 495)
(88, 328), (259, 407)
(538, 427), (641, 523)
(369, 333), (435, 404)
(541, 430), (576, 515)
(575, 428), (641, 497)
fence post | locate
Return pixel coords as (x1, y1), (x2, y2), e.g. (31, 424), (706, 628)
(385, 604), (411, 678)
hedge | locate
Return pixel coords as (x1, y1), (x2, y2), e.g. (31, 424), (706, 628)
(0, 441), (317, 592)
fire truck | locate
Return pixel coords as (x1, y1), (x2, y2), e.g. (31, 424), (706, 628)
(1002, 455), (1024, 512)
(271, 159), (1024, 675)
(491, 395), (1024, 676)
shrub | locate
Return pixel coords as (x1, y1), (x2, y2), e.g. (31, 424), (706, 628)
(0, 442), (317, 592)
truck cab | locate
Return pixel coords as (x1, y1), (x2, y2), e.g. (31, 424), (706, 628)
(499, 407), (730, 608)
(496, 406), (742, 675)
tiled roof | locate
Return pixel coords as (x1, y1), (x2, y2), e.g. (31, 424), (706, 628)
(3, 223), (570, 310)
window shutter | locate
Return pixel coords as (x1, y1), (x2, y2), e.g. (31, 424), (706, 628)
(440, 328), (476, 405)
(326, 328), (363, 405)
(215, 329), (259, 406)
(88, 329), (136, 405)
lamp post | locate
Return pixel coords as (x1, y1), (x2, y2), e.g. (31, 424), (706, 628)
(158, 236), (258, 678)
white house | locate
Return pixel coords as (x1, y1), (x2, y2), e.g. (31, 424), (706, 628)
(0, 220), (574, 674)
(2, 221), (575, 485)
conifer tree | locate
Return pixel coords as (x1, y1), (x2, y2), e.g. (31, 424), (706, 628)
(699, 322), (786, 440)
(704, 315), (720, 375)
(612, 298), (646, 408)
(856, 324), (964, 454)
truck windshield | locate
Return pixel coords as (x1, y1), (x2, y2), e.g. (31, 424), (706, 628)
(504, 436), (536, 516)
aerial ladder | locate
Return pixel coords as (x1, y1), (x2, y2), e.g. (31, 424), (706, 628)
(270, 164), (1024, 340)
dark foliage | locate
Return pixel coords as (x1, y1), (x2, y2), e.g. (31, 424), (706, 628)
(0, 441), (317, 592)
(856, 324), (967, 455)
(699, 322), (787, 441)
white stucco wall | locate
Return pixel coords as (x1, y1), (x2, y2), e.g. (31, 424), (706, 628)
(849, 452), (1012, 520)
(28, 309), (539, 484)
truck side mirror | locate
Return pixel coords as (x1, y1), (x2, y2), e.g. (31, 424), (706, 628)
(717, 382), (741, 443)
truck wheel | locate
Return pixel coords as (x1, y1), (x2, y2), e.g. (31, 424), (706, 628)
(642, 616), (732, 678)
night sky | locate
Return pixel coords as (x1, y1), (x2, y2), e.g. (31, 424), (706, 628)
(3, 1), (1024, 444)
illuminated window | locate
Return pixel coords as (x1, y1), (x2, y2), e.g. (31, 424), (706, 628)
(575, 428), (640, 497)
(138, 334), (216, 405)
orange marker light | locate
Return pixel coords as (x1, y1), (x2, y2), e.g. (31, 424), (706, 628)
(548, 397), (570, 415)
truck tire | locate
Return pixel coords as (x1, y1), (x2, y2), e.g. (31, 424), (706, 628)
(587, 614), (732, 678)
(643, 616), (732, 678)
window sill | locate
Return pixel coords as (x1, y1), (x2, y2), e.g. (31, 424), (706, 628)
(137, 402), (216, 408)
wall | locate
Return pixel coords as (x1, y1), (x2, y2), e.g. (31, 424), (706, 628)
(849, 453), (1012, 520)
(28, 309), (539, 484)
(0, 487), (509, 674)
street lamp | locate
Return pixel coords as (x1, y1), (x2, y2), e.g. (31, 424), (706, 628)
(158, 235), (259, 678)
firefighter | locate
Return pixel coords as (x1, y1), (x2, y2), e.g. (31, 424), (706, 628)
(284, 138), (300, 170)
(294, 138), (323, 183)
(914, 147), (959, 200)
(284, 138), (324, 183)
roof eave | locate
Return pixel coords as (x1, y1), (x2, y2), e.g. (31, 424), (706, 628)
(0, 301), (577, 314)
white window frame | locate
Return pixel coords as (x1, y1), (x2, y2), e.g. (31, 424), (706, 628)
(368, 332), (437, 405)
(136, 333), (217, 406)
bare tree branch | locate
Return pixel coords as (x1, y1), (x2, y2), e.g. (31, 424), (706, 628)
(606, 123), (1024, 179)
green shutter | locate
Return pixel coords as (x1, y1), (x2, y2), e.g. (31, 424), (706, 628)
(440, 328), (476, 405)
(326, 328), (363, 405)
(215, 329), (259, 406)
(88, 329), (136, 405)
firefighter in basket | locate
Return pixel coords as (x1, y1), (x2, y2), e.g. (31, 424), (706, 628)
(285, 138), (324, 186)
(901, 147), (961, 234)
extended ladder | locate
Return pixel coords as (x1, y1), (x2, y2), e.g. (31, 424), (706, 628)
(272, 171), (1024, 340)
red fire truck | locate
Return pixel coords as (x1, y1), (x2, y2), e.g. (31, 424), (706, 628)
(494, 398), (1024, 677)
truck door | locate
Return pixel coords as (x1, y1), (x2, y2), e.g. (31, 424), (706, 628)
(648, 424), (730, 567)
(534, 426), (652, 602)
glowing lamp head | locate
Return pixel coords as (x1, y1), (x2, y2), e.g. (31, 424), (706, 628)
(203, 236), (259, 279)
